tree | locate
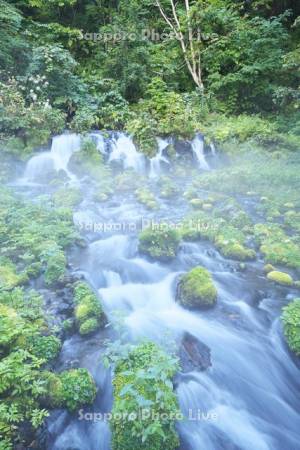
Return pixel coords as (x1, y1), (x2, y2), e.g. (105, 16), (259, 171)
(155, 0), (204, 90)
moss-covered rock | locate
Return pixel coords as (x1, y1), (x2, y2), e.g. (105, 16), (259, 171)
(264, 264), (275, 273)
(267, 271), (293, 286)
(139, 227), (180, 261)
(254, 223), (300, 269)
(46, 368), (97, 411)
(74, 281), (105, 335)
(281, 299), (300, 355)
(135, 188), (158, 210)
(177, 267), (217, 309)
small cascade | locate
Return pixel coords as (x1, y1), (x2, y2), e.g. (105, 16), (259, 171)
(191, 134), (210, 171)
(149, 138), (170, 178)
(108, 133), (145, 173)
(89, 132), (107, 155)
(24, 133), (81, 182)
(210, 142), (216, 155)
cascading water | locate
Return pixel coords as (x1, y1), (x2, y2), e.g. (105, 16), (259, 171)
(108, 133), (146, 172)
(191, 134), (210, 170)
(13, 132), (300, 450)
(149, 138), (170, 178)
(24, 133), (81, 181)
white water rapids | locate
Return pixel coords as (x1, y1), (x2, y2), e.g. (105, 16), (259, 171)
(16, 133), (300, 450)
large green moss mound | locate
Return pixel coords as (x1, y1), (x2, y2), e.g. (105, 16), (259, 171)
(267, 270), (293, 286)
(177, 266), (217, 309)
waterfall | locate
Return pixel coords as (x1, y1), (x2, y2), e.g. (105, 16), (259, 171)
(191, 134), (210, 171)
(24, 133), (81, 181)
(89, 132), (107, 155)
(210, 142), (216, 155)
(149, 138), (170, 178)
(108, 133), (145, 173)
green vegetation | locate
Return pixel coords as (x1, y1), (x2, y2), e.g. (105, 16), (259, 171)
(267, 271), (294, 287)
(177, 267), (217, 309)
(181, 209), (256, 261)
(0, 186), (77, 286)
(109, 342), (180, 450)
(74, 281), (105, 336)
(0, 0), (299, 156)
(139, 227), (180, 262)
(46, 368), (97, 412)
(282, 299), (300, 355)
(135, 188), (158, 210)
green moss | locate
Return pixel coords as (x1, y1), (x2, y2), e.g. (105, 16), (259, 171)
(139, 227), (180, 261)
(135, 188), (158, 210)
(111, 342), (180, 450)
(0, 259), (28, 291)
(254, 224), (300, 269)
(189, 198), (204, 209)
(69, 138), (111, 181)
(27, 335), (61, 362)
(267, 271), (293, 286)
(264, 264), (275, 273)
(44, 249), (66, 286)
(47, 368), (97, 411)
(177, 266), (217, 309)
(52, 187), (82, 209)
(79, 318), (99, 335)
(73, 282), (105, 335)
(281, 299), (300, 355)
(180, 208), (256, 261)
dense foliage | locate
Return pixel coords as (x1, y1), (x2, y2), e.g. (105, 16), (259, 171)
(107, 341), (180, 450)
(0, 0), (299, 153)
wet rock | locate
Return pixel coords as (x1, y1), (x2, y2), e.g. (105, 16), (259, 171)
(179, 332), (211, 372)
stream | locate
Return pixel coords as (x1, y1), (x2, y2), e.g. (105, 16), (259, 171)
(12, 133), (300, 450)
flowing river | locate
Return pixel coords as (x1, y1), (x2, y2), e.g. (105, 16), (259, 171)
(12, 133), (300, 450)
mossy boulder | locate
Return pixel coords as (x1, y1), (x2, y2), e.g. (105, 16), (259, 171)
(74, 281), (105, 335)
(139, 227), (180, 261)
(189, 198), (203, 209)
(267, 271), (293, 286)
(46, 368), (97, 411)
(135, 188), (158, 210)
(217, 240), (256, 261)
(177, 267), (217, 309)
(264, 264), (275, 273)
(281, 299), (300, 355)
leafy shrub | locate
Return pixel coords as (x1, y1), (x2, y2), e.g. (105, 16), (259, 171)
(110, 342), (180, 450)
(0, 79), (65, 157)
(43, 248), (66, 286)
(177, 267), (217, 308)
(281, 299), (300, 355)
(139, 226), (181, 262)
(47, 368), (97, 411)
(27, 335), (61, 362)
